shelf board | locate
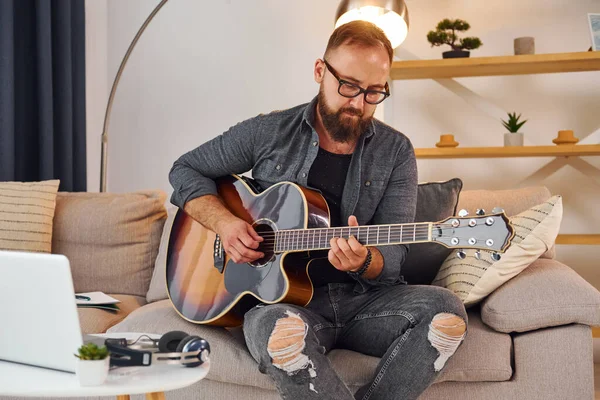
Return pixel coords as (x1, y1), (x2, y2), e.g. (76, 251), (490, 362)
(390, 51), (600, 80)
(414, 145), (600, 159)
(556, 234), (600, 245)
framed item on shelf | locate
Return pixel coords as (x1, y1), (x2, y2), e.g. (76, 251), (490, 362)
(589, 13), (600, 51)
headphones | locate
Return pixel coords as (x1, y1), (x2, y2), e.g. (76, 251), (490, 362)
(104, 331), (210, 368)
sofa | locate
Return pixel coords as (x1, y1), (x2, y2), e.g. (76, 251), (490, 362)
(4, 185), (600, 400)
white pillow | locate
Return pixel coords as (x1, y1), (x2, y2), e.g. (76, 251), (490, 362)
(146, 205), (178, 303)
(432, 195), (563, 307)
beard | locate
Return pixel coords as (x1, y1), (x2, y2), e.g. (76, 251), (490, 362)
(317, 87), (373, 143)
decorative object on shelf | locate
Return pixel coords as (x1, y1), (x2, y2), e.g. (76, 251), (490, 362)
(435, 134), (459, 148)
(514, 37), (535, 55)
(334, 0), (409, 49)
(427, 18), (482, 59)
(588, 13), (600, 51)
(502, 112), (527, 147)
(74, 342), (110, 386)
(552, 130), (579, 145)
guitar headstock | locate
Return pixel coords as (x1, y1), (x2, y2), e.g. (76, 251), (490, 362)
(433, 208), (514, 259)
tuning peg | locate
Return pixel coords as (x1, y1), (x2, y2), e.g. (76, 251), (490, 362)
(476, 209), (485, 216)
(456, 250), (467, 259)
(491, 252), (501, 261)
(492, 207), (504, 214)
(474, 250), (481, 260)
(458, 209), (469, 217)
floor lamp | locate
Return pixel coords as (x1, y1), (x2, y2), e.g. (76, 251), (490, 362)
(100, 0), (170, 192)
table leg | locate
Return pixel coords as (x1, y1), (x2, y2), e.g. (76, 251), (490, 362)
(116, 396), (130, 400)
(145, 393), (166, 400)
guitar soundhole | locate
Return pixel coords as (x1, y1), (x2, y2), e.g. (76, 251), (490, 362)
(249, 221), (276, 267)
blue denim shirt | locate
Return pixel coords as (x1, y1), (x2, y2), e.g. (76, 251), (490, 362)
(169, 96), (418, 293)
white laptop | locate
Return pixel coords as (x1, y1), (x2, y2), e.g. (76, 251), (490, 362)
(0, 250), (99, 373)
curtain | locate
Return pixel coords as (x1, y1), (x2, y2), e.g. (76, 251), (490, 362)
(0, 0), (86, 191)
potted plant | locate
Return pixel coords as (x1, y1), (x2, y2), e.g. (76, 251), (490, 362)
(74, 342), (110, 386)
(427, 19), (482, 58)
(502, 112), (527, 146)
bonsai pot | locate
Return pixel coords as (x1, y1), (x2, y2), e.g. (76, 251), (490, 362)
(442, 50), (470, 59)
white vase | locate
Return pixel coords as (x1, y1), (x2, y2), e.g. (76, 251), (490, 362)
(504, 132), (524, 146)
(76, 358), (110, 386)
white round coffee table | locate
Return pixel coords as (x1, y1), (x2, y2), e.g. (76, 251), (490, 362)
(0, 332), (210, 399)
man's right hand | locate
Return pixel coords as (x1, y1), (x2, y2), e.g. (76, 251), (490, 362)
(183, 194), (264, 264)
(215, 217), (264, 264)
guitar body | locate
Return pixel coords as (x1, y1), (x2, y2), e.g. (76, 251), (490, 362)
(166, 175), (330, 327)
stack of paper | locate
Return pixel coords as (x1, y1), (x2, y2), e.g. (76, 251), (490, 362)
(75, 292), (120, 312)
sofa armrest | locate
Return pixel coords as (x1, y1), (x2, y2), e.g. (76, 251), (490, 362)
(481, 258), (600, 333)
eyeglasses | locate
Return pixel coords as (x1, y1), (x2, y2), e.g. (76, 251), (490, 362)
(323, 60), (390, 105)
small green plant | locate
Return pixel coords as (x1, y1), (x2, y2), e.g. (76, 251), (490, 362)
(502, 112), (528, 133)
(427, 19), (482, 52)
(74, 343), (109, 360)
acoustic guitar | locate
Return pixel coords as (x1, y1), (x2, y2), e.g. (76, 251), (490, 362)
(166, 175), (514, 327)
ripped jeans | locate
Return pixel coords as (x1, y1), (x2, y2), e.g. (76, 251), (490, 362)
(243, 283), (468, 400)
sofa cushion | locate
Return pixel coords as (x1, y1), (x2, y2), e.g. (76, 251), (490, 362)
(456, 185), (555, 259)
(481, 258), (600, 333)
(432, 195), (562, 307)
(79, 294), (146, 334)
(52, 190), (167, 297)
(401, 178), (463, 285)
(0, 180), (60, 253)
(108, 300), (512, 389)
(147, 204), (178, 302)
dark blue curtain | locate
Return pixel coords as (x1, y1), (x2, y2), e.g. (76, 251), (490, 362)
(0, 0), (86, 191)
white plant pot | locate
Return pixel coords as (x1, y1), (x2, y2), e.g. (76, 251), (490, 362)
(504, 132), (524, 146)
(76, 358), (110, 386)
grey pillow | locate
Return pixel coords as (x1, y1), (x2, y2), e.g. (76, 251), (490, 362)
(401, 178), (463, 285)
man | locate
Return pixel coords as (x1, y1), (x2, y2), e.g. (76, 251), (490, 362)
(169, 20), (467, 400)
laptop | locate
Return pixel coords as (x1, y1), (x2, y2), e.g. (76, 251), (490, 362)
(0, 250), (100, 373)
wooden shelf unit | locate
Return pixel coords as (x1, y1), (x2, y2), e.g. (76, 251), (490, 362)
(390, 51), (600, 80)
(414, 145), (600, 159)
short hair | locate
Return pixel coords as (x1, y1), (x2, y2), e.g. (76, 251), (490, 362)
(324, 20), (393, 64)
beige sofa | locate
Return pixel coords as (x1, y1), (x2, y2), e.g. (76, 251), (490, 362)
(5, 186), (600, 400)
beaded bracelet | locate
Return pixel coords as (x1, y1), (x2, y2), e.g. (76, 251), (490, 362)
(348, 248), (372, 278)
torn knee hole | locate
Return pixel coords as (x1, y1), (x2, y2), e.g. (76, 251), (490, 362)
(428, 313), (466, 371)
(431, 313), (466, 337)
(267, 310), (309, 372)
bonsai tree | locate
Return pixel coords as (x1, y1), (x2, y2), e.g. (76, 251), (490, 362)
(74, 342), (109, 360)
(502, 112), (528, 134)
(427, 19), (482, 53)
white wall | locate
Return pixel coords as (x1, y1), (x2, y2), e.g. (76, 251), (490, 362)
(86, 0), (600, 288)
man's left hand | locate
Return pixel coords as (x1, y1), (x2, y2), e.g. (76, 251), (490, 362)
(329, 215), (368, 272)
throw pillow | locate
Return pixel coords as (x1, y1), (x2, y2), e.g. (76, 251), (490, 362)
(0, 180), (60, 253)
(401, 178), (463, 285)
(432, 195), (563, 307)
(146, 204), (178, 303)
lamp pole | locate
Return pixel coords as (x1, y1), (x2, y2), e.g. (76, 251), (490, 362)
(100, 0), (170, 192)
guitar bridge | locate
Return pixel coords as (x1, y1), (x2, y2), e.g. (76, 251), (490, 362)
(214, 234), (224, 273)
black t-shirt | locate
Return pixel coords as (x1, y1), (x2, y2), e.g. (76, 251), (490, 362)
(307, 147), (355, 287)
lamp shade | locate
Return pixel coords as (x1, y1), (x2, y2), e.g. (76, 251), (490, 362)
(335, 0), (409, 49)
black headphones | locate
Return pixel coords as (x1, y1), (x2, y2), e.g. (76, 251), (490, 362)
(104, 331), (210, 368)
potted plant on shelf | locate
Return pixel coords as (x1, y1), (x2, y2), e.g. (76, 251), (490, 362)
(74, 342), (110, 386)
(502, 112), (527, 146)
(427, 19), (482, 58)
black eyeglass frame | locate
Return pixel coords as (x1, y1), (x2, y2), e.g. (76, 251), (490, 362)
(322, 59), (390, 105)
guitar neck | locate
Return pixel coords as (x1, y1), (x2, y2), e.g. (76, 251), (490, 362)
(275, 223), (432, 253)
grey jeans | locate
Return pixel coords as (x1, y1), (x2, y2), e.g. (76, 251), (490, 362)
(243, 283), (468, 400)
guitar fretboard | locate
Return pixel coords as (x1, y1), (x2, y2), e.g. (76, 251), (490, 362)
(274, 223), (432, 253)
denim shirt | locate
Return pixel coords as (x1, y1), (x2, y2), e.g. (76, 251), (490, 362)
(169, 96), (418, 293)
